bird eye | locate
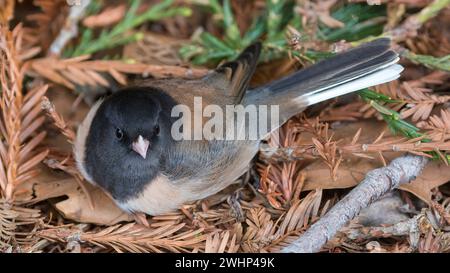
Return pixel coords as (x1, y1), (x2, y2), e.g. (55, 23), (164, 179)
(115, 128), (124, 140)
(154, 125), (160, 136)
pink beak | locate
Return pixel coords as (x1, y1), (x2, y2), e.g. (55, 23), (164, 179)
(132, 135), (150, 159)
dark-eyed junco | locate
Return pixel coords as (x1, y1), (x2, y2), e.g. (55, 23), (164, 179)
(74, 38), (402, 215)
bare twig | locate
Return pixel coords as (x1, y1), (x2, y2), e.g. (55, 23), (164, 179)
(259, 144), (313, 163)
(280, 154), (429, 253)
(41, 96), (76, 143)
(344, 213), (424, 249)
(48, 0), (91, 56)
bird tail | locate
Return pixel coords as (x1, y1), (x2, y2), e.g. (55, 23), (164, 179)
(242, 38), (402, 137)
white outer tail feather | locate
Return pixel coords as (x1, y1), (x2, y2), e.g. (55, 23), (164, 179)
(302, 63), (403, 106)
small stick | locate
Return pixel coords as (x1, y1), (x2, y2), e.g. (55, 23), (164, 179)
(344, 213), (425, 250)
(259, 145), (315, 163)
(49, 0), (91, 56)
(280, 154), (428, 253)
(41, 96), (76, 143)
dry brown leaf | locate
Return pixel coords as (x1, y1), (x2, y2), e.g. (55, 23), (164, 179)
(303, 156), (382, 191)
(54, 182), (133, 225)
(14, 166), (132, 225)
(399, 161), (450, 204)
